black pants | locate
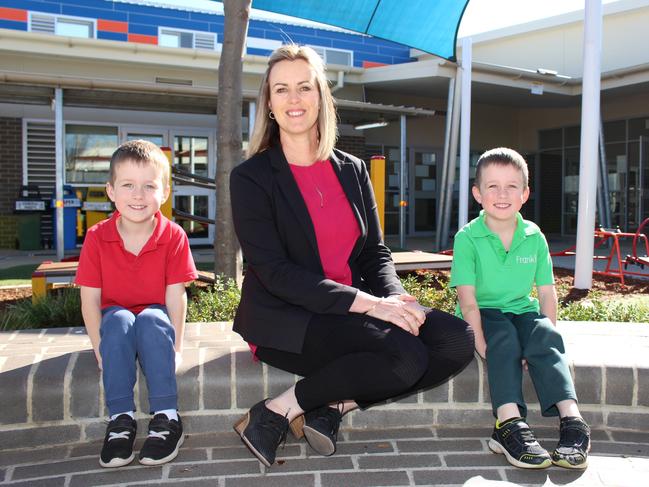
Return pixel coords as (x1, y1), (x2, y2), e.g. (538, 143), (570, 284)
(256, 309), (475, 411)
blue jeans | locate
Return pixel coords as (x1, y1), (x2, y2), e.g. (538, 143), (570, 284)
(100, 305), (177, 416)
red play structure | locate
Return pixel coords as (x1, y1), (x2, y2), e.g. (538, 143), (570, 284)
(551, 218), (649, 285)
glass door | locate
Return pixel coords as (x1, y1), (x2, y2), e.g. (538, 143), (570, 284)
(170, 131), (215, 245)
(562, 148), (580, 234)
(121, 127), (216, 245)
(384, 147), (407, 237)
(408, 149), (439, 235)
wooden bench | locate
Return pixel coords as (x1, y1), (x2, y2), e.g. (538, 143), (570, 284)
(391, 251), (452, 271)
(31, 251), (452, 302)
(31, 261), (216, 302)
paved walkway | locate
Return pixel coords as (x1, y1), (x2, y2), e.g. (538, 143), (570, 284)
(1, 425), (648, 486)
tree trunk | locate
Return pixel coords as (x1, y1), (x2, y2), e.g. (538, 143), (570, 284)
(215, 0), (251, 284)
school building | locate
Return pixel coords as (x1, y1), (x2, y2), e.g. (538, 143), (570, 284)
(0, 0), (648, 248)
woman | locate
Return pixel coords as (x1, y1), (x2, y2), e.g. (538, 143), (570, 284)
(230, 45), (474, 467)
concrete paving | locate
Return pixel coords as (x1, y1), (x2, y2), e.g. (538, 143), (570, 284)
(1, 425), (648, 486)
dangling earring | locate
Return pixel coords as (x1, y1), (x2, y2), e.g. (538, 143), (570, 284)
(268, 111), (275, 120)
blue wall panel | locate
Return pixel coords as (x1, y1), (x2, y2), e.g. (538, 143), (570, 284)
(97, 30), (127, 41)
(330, 39), (378, 54)
(61, 5), (126, 21)
(127, 22), (157, 36)
(376, 45), (411, 58)
(58, 0), (116, 9)
(128, 13), (208, 31)
(247, 47), (273, 57)
(0, 18), (27, 31)
(6, 0), (415, 66)
(0, 0), (60, 14)
(208, 22), (224, 34)
(314, 29), (364, 43)
(113, 3), (189, 19)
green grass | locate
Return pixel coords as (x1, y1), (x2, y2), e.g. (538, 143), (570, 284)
(0, 264), (37, 286)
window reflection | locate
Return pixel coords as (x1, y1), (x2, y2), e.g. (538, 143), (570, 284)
(174, 136), (208, 179)
(65, 125), (118, 184)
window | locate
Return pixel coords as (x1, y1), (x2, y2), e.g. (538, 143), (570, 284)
(56, 18), (93, 38)
(65, 125), (118, 184)
(309, 46), (353, 67)
(30, 13), (95, 39)
(158, 28), (217, 50)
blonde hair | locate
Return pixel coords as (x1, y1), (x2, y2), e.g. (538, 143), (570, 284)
(474, 147), (529, 189)
(247, 44), (337, 161)
(109, 139), (170, 187)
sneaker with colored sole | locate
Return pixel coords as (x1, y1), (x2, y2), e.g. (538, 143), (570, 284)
(488, 417), (552, 469)
(552, 416), (590, 469)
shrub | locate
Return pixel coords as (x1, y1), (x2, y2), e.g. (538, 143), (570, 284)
(558, 298), (649, 322)
(400, 272), (457, 314)
(0, 287), (83, 331)
(187, 275), (241, 322)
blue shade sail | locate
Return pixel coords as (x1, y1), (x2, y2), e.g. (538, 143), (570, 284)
(247, 0), (470, 61)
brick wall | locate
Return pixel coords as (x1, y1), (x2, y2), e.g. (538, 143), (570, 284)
(0, 117), (22, 215)
(336, 134), (366, 161)
(0, 117), (23, 248)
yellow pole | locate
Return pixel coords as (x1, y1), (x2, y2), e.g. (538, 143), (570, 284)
(31, 273), (49, 303)
(161, 147), (173, 219)
(370, 155), (386, 235)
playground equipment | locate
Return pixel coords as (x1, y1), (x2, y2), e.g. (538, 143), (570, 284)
(551, 220), (649, 285)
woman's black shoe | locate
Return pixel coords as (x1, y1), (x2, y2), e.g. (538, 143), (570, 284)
(303, 404), (343, 456)
(233, 399), (289, 467)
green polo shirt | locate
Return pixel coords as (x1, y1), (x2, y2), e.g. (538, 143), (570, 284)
(450, 211), (554, 315)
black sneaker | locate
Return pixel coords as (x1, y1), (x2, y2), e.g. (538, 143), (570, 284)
(488, 417), (552, 469)
(99, 414), (137, 468)
(303, 404), (343, 456)
(552, 416), (590, 469)
(138, 414), (184, 466)
(233, 399), (288, 467)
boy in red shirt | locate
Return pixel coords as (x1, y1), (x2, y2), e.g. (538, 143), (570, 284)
(76, 140), (197, 468)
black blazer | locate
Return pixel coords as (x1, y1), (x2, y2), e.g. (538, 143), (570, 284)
(230, 145), (405, 353)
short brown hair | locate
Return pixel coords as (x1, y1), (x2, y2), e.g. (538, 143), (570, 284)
(474, 147), (529, 188)
(247, 44), (337, 161)
(109, 139), (170, 186)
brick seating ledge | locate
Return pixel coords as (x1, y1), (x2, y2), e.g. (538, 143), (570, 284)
(1, 321), (648, 450)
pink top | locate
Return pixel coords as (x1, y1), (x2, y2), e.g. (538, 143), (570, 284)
(249, 160), (360, 357)
(289, 160), (360, 285)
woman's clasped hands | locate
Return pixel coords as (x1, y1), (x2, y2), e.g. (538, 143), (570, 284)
(364, 294), (428, 336)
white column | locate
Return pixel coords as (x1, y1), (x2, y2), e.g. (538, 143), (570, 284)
(458, 36), (472, 228)
(574, 0), (603, 289)
(248, 100), (256, 138)
(436, 76), (456, 250)
(399, 114), (407, 249)
(54, 87), (64, 260)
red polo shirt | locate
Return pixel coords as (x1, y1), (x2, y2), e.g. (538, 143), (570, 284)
(75, 211), (198, 314)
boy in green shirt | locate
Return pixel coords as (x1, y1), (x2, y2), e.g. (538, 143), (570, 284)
(451, 148), (590, 470)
